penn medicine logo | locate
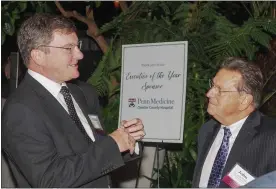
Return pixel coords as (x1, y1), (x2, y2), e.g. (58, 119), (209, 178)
(128, 97), (174, 108)
(128, 98), (136, 107)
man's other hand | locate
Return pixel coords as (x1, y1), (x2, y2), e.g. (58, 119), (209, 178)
(121, 118), (145, 141)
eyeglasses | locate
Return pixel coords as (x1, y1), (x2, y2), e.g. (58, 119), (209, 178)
(209, 79), (241, 96)
(39, 41), (82, 53)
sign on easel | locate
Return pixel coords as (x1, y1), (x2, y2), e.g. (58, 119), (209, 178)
(119, 41), (188, 143)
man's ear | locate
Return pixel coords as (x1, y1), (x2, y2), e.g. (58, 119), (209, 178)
(239, 93), (253, 111)
(30, 49), (45, 66)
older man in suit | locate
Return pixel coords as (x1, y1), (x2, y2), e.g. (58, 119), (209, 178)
(192, 57), (276, 188)
(2, 13), (145, 188)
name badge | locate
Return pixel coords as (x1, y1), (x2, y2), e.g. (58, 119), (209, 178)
(88, 114), (103, 130)
(222, 163), (255, 188)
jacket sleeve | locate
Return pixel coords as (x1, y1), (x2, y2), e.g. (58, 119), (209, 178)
(121, 142), (143, 163)
(2, 102), (125, 188)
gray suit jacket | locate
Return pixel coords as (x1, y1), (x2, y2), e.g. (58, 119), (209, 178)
(2, 73), (140, 188)
(2, 98), (16, 188)
(192, 111), (276, 187)
(243, 170), (276, 188)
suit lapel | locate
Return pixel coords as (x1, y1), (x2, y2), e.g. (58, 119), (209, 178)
(25, 73), (96, 142)
(219, 111), (261, 187)
(67, 83), (96, 133)
(193, 122), (220, 187)
(25, 73), (71, 120)
(24, 73), (86, 138)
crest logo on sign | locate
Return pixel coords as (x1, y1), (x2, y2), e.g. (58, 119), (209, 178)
(128, 98), (136, 107)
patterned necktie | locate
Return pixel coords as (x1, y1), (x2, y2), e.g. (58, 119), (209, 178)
(207, 127), (232, 188)
(60, 86), (92, 144)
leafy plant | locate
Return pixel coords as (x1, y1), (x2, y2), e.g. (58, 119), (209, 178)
(1, 1), (27, 45)
(1, 1), (54, 45)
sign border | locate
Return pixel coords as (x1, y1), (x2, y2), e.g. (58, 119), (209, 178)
(119, 41), (188, 143)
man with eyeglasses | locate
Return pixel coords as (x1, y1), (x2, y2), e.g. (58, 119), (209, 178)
(192, 57), (276, 188)
(2, 13), (145, 188)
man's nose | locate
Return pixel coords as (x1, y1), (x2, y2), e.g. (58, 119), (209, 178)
(206, 87), (215, 98)
(74, 47), (84, 60)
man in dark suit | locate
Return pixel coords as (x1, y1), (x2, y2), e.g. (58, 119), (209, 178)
(2, 13), (145, 188)
(192, 57), (276, 188)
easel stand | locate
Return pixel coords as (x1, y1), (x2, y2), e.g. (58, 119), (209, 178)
(135, 142), (144, 188)
(155, 141), (164, 188)
(135, 141), (165, 188)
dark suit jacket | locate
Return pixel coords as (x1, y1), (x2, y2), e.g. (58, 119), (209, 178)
(2, 73), (139, 188)
(192, 110), (276, 187)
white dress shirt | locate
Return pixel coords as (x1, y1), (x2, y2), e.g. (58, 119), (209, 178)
(28, 69), (96, 141)
(199, 116), (248, 187)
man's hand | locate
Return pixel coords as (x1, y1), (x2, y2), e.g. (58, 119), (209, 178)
(121, 118), (145, 141)
(109, 127), (136, 154)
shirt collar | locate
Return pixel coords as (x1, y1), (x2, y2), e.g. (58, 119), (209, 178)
(28, 69), (67, 98)
(221, 116), (249, 139)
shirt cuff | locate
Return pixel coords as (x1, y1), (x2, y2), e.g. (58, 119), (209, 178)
(134, 142), (139, 154)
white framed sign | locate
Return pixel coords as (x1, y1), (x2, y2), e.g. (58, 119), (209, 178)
(119, 41), (188, 143)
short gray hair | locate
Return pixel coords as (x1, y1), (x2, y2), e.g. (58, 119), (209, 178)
(17, 13), (77, 66)
(220, 57), (263, 108)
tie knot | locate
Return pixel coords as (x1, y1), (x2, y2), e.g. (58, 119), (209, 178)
(60, 86), (70, 96)
(223, 127), (232, 138)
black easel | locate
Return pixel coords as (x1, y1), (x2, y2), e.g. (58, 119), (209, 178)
(135, 141), (164, 188)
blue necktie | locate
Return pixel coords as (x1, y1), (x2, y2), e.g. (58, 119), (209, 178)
(207, 127), (232, 188)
